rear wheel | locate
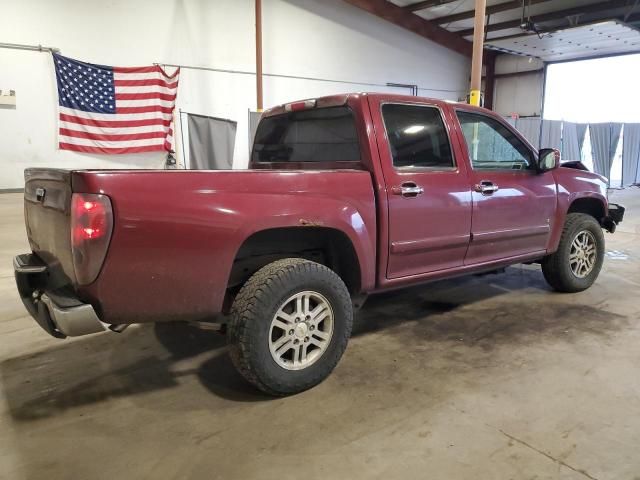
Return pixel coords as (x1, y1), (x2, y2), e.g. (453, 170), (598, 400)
(541, 213), (605, 292)
(228, 258), (352, 396)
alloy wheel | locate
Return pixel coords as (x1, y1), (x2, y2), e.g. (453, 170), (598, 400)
(268, 291), (334, 371)
(569, 230), (597, 278)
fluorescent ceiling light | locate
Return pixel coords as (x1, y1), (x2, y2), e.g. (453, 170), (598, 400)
(403, 125), (425, 134)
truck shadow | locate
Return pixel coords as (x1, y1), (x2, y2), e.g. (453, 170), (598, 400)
(0, 267), (628, 420)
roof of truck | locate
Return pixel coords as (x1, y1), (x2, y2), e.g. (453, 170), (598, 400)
(261, 92), (490, 118)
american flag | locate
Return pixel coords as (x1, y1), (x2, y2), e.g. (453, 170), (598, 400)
(53, 53), (179, 154)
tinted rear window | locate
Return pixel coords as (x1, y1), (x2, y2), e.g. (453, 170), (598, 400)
(252, 106), (360, 163)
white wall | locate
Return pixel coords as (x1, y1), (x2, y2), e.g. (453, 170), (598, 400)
(0, 0), (470, 189)
(493, 54), (544, 118)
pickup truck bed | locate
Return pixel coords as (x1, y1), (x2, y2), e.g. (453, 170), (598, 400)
(19, 167), (377, 327)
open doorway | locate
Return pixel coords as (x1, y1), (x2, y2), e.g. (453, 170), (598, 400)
(544, 54), (640, 124)
(544, 54), (640, 187)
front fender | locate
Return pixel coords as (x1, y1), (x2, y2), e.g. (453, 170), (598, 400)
(547, 168), (608, 252)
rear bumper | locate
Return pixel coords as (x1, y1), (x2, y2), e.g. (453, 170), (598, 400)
(14, 253), (108, 338)
(602, 203), (625, 233)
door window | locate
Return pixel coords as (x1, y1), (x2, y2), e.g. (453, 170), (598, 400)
(457, 111), (534, 171)
(382, 104), (454, 169)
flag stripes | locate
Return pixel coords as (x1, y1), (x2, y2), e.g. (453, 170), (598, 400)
(54, 53), (179, 154)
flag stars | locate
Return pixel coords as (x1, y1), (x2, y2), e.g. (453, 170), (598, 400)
(57, 57), (164, 116)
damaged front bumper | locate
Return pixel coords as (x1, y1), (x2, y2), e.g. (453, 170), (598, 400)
(602, 203), (625, 233)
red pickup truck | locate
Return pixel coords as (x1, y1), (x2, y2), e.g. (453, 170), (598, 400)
(15, 93), (624, 395)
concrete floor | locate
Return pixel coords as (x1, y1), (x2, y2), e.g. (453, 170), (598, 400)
(0, 189), (639, 480)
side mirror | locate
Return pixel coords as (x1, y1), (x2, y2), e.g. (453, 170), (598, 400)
(537, 148), (560, 172)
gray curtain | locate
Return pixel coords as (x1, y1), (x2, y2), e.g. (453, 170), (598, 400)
(540, 120), (562, 150)
(589, 123), (622, 179)
(248, 111), (262, 155)
(515, 117), (541, 149)
(622, 123), (640, 186)
(187, 113), (237, 170)
(576, 123), (588, 157)
(561, 122), (581, 161)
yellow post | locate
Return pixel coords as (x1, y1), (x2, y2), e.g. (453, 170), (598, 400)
(469, 0), (487, 106)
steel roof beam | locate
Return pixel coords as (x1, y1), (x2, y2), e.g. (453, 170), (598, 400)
(344, 0), (474, 56)
(435, 0), (555, 25)
(456, 0), (630, 36)
(404, 0), (460, 13)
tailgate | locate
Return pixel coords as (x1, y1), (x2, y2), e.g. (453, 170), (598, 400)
(24, 168), (76, 286)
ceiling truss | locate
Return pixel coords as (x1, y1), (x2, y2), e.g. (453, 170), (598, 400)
(345, 0), (640, 60)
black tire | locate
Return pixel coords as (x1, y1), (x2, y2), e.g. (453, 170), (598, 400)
(228, 258), (353, 396)
(541, 213), (605, 293)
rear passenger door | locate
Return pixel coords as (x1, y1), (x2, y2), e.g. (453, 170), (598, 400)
(369, 98), (473, 279)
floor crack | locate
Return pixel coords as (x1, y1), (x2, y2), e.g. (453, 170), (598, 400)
(498, 429), (599, 480)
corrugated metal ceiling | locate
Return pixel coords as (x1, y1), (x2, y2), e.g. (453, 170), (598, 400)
(386, 0), (640, 60)
(486, 20), (640, 61)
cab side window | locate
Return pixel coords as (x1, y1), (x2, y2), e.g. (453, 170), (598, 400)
(456, 111), (534, 171)
(382, 104), (455, 170)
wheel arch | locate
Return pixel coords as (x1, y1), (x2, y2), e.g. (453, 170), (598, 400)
(567, 197), (606, 222)
(224, 226), (363, 311)
(547, 193), (608, 253)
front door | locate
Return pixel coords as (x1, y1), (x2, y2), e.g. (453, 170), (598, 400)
(454, 109), (557, 265)
(370, 98), (473, 279)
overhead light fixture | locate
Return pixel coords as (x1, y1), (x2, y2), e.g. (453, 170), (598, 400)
(520, 19), (549, 39)
(403, 125), (425, 134)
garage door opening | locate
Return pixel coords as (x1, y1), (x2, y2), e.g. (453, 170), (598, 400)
(543, 54), (640, 187)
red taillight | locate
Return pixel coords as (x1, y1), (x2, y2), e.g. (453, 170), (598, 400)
(72, 197), (108, 242)
(71, 193), (113, 285)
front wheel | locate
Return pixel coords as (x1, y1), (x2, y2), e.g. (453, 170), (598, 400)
(541, 213), (605, 292)
(228, 258), (353, 396)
